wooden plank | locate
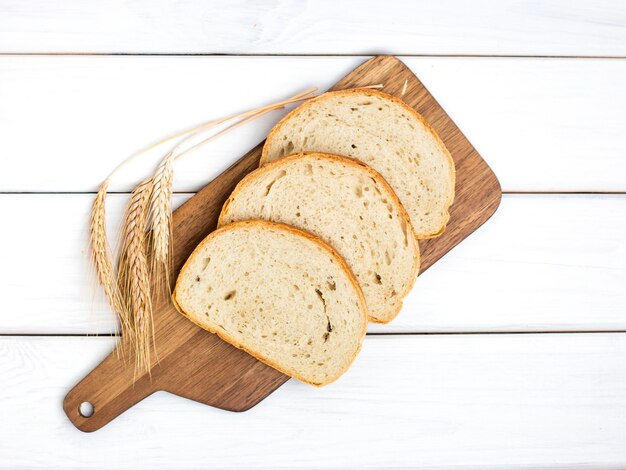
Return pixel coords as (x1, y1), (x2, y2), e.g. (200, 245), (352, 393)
(1, 0), (625, 56)
(1, 56), (626, 192)
(1, 193), (625, 334)
(2, 334), (626, 468)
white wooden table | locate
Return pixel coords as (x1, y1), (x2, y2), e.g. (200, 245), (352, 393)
(1, 1), (626, 468)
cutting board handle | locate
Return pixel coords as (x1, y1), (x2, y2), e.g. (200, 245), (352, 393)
(63, 343), (155, 432)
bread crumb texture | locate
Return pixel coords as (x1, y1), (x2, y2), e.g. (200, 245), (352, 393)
(262, 89), (455, 238)
(220, 153), (419, 323)
(173, 221), (367, 386)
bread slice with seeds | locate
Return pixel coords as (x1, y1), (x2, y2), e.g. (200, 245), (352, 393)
(219, 152), (419, 323)
(172, 220), (367, 386)
(261, 88), (455, 238)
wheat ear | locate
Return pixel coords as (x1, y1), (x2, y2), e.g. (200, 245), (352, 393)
(118, 179), (154, 374)
(90, 179), (130, 335)
(148, 153), (174, 298)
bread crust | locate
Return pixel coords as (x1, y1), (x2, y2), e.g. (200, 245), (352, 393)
(172, 219), (368, 386)
(218, 152), (420, 323)
(260, 88), (456, 239)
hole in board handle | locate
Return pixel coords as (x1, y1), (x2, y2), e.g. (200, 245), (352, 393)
(79, 401), (94, 418)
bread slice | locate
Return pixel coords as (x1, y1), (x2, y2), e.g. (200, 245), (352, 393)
(261, 88), (456, 238)
(219, 152), (420, 324)
(172, 220), (367, 386)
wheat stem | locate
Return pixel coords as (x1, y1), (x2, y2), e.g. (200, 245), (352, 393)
(107, 88), (318, 182)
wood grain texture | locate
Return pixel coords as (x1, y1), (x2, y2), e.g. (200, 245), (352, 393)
(2, 194), (626, 334)
(6, 335), (626, 469)
(2, 56), (626, 192)
(1, 0), (625, 56)
(63, 56), (500, 432)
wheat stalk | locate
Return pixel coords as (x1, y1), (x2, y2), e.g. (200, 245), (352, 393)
(118, 179), (154, 373)
(168, 87), (326, 164)
(136, 87), (319, 159)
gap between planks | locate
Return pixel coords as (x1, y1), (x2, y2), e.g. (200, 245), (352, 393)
(4, 331), (626, 338)
(2, 191), (626, 195)
(1, 53), (626, 59)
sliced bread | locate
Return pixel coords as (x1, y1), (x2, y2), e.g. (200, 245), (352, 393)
(261, 88), (456, 238)
(172, 220), (367, 386)
(218, 152), (420, 323)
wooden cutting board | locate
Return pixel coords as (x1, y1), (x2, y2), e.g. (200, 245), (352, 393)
(64, 56), (501, 432)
